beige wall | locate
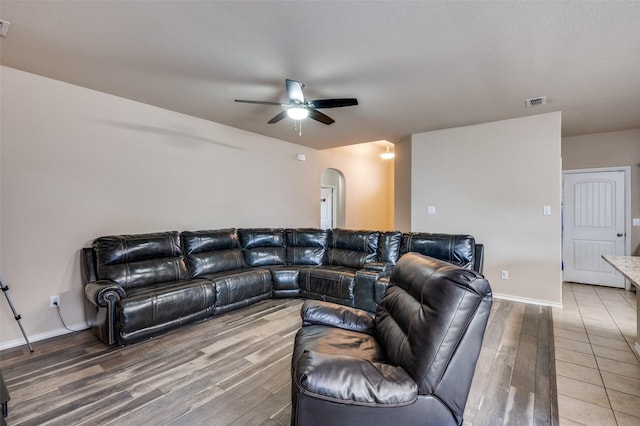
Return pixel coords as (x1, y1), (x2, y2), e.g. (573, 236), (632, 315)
(325, 142), (395, 230)
(562, 129), (640, 255)
(0, 66), (393, 348)
(411, 112), (563, 306)
(393, 136), (412, 232)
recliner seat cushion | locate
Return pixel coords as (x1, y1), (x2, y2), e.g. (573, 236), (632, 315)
(200, 268), (272, 313)
(117, 278), (215, 343)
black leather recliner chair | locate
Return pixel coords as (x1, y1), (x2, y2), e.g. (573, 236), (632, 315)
(290, 252), (493, 426)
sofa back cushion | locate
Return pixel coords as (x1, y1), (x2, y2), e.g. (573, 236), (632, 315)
(375, 253), (492, 406)
(327, 229), (379, 269)
(181, 229), (245, 276)
(94, 232), (188, 289)
(377, 231), (402, 264)
(285, 228), (329, 265)
(239, 228), (286, 267)
(401, 233), (476, 270)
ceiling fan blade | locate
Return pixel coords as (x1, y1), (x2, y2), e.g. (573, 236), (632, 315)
(235, 99), (286, 106)
(308, 98), (358, 109)
(308, 109), (335, 125)
(286, 79), (305, 103)
(268, 110), (288, 124)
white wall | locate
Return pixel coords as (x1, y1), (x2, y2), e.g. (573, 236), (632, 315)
(411, 112), (563, 306)
(0, 66), (393, 348)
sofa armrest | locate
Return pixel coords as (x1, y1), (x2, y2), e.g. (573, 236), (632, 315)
(362, 262), (394, 273)
(294, 350), (417, 406)
(473, 243), (484, 273)
(301, 300), (374, 334)
(85, 280), (126, 307)
(84, 280), (126, 345)
(354, 266), (394, 312)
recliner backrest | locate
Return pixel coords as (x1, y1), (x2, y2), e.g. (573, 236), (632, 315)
(94, 232), (188, 289)
(401, 233), (476, 271)
(327, 229), (379, 268)
(239, 228), (287, 267)
(285, 228), (329, 265)
(374, 252), (492, 424)
(181, 229), (245, 276)
(377, 231), (402, 264)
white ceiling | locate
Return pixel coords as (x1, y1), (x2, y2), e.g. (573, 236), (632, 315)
(1, 1), (639, 150)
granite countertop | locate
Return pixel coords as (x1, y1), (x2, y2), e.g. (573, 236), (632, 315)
(602, 255), (640, 287)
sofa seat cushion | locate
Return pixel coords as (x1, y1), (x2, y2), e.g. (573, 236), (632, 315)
(299, 266), (357, 305)
(117, 278), (216, 344)
(268, 265), (305, 297)
(200, 268), (272, 313)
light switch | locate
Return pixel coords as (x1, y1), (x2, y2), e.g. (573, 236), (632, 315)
(427, 206), (436, 215)
(633, 218), (640, 227)
(543, 206), (551, 215)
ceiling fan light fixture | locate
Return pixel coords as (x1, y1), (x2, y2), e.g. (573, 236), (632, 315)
(380, 145), (395, 160)
(287, 106), (309, 120)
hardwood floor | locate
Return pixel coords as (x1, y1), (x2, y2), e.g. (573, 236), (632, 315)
(0, 297), (557, 425)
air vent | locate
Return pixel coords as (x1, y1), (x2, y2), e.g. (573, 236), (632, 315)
(525, 96), (547, 108)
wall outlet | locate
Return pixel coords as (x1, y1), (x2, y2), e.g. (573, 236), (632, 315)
(501, 270), (509, 280)
(50, 295), (60, 308)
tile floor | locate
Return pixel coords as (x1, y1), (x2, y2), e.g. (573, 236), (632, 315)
(553, 282), (640, 425)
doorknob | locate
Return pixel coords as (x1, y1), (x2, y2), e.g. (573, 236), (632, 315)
(617, 233), (624, 237)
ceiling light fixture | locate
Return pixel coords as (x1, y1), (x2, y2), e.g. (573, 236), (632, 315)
(380, 145), (395, 160)
(287, 106), (309, 120)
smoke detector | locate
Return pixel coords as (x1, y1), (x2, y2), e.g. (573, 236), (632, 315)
(525, 96), (547, 108)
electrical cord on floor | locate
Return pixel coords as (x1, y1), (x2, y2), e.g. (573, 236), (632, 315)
(53, 301), (82, 332)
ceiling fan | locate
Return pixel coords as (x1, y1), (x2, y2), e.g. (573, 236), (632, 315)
(235, 79), (358, 125)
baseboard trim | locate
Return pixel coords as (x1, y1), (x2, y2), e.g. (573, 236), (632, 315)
(493, 293), (563, 309)
(1, 294), (562, 350)
(0, 322), (89, 351)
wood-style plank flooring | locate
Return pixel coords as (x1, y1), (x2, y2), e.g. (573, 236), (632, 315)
(0, 297), (556, 425)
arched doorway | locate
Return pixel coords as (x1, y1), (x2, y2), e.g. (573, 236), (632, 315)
(321, 168), (345, 229)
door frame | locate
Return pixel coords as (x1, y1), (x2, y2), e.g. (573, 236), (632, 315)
(321, 185), (337, 229)
(562, 166), (631, 288)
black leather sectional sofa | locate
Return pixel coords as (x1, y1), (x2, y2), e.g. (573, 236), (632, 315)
(81, 228), (484, 346)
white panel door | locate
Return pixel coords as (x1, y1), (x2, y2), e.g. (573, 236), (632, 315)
(563, 170), (626, 287)
(320, 187), (334, 230)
